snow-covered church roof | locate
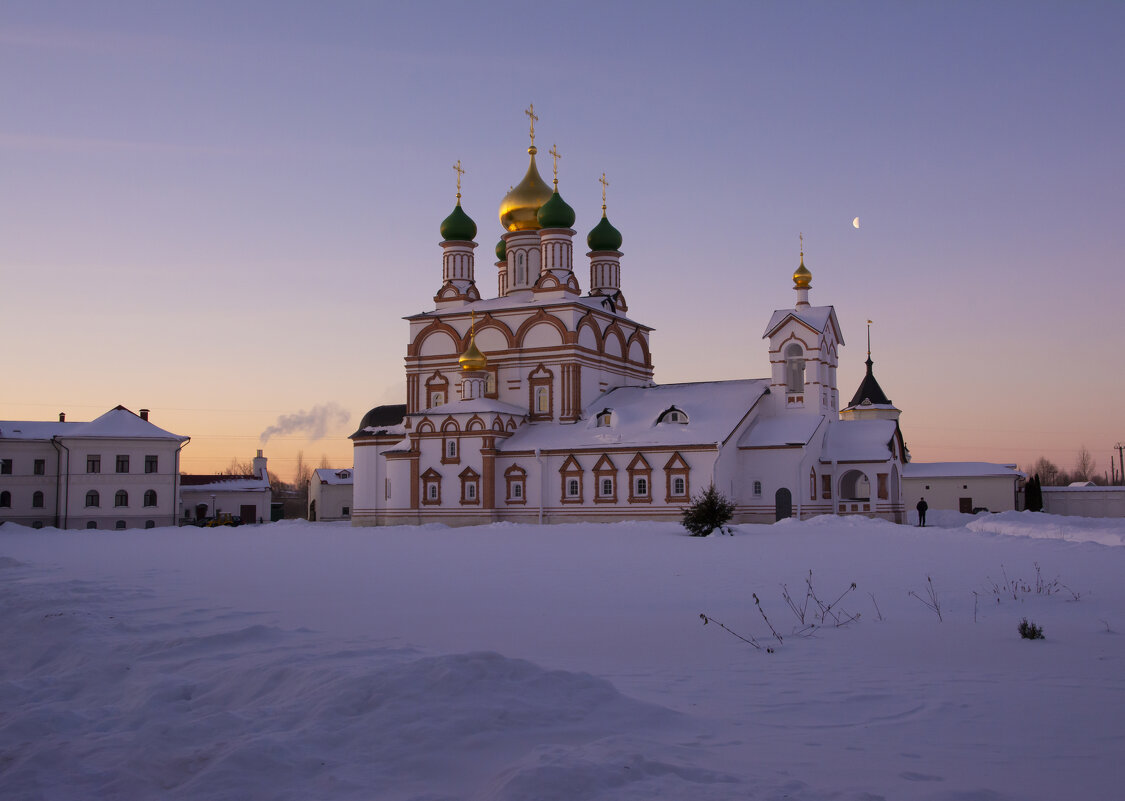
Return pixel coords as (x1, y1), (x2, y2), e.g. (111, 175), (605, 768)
(499, 379), (769, 452)
(762, 305), (843, 342)
(821, 419), (899, 462)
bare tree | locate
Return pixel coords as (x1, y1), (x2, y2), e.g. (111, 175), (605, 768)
(1073, 446), (1097, 483)
(1025, 457), (1065, 486)
(223, 458), (255, 476)
(319, 454), (331, 469)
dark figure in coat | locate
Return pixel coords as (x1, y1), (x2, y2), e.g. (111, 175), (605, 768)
(916, 497), (928, 527)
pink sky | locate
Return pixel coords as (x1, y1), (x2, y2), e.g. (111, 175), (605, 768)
(3, 2), (1122, 482)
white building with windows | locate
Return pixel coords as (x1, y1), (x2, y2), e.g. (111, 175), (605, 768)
(0, 406), (189, 530)
(308, 468), (354, 521)
(351, 118), (908, 526)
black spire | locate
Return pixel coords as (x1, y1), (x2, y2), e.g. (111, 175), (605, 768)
(847, 320), (892, 407)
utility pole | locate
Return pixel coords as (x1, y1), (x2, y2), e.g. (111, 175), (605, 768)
(1115, 443), (1125, 486)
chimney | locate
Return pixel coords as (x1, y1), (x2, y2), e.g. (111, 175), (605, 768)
(59, 412), (66, 422)
(253, 450), (268, 479)
(140, 409), (150, 421)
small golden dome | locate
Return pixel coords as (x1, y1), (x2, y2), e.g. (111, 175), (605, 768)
(499, 146), (554, 232)
(459, 336), (487, 371)
(793, 255), (812, 288)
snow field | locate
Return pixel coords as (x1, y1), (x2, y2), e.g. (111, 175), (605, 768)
(2, 512), (1123, 800)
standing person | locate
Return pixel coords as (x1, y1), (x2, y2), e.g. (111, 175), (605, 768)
(916, 497), (928, 527)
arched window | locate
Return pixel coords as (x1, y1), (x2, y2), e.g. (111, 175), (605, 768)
(786, 343), (805, 392)
(115, 520), (126, 529)
(32, 491), (44, 508)
(145, 520), (156, 529)
(601, 478), (613, 497)
(673, 477), (686, 496)
(85, 490), (99, 508)
(753, 480), (762, 497)
(114, 490), (129, 507)
(143, 490), (157, 507)
(0, 491), (10, 508)
(86, 521), (97, 529)
(568, 478), (580, 497)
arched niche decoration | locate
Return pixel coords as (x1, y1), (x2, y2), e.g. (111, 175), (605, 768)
(410, 319), (461, 357)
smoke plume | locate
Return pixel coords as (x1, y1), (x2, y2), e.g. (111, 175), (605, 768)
(260, 402), (351, 444)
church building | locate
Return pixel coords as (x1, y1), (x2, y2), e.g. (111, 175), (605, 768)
(351, 111), (907, 526)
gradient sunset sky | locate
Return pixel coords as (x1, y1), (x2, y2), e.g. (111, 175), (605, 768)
(3, 1), (1123, 482)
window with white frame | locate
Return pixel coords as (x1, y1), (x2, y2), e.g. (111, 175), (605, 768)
(567, 478), (580, 497)
(601, 478), (613, 497)
(753, 480), (762, 497)
(672, 477), (686, 496)
(634, 476), (648, 497)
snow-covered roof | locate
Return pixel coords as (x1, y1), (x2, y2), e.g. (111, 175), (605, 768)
(903, 462), (1025, 479)
(821, 419), (898, 462)
(314, 468), (354, 485)
(739, 414), (825, 448)
(417, 397), (527, 418)
(0, 421), (75, 440)
(407, 294), (651, 330)
(0, 406), (187, 441)
(498, 379), (768, 452)
(762, 305), (842, 343)
(181, 475), (270, 492)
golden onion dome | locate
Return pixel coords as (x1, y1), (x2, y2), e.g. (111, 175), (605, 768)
(458, 335), (487, 371)
(793, 254), (812, 288)
(499, 146), (553, 232)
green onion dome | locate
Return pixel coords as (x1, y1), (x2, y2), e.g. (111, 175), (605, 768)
(440, 202), (477, 242)
(537, 189), (576, 229)
(587, 212), (622, 251)
(495, 238), (507, 261)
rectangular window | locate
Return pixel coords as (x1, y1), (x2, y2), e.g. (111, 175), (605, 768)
(536, 387), (549, 413)
(513, 482), (523, 499)
(342, 506), (350, 516)
(601, 478), (613, 497)
(34, 459), (46, 475)
(0, 459), (11, 475)
(116, 455), (129, 474)
(567, 478), (579, 497)
(672, 477), (686, 496)
(753, 480), (762, 497)
(635, 477), (648, 497)
(145, 455), (158, 473)
(87, 456), (101, 474)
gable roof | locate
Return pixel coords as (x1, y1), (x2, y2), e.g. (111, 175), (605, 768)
(762, 305), (844, 344)
(821, 419), (899, 462)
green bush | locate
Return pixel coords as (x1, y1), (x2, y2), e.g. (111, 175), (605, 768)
(1018, 618), (1045, 640)
(681, 485), (736, 537)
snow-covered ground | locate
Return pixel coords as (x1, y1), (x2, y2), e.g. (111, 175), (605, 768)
(2, 511), (1123, 800)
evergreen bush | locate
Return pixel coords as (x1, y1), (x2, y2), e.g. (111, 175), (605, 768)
(681, 484), (736, 537)
(1018, 618), (1045, 640)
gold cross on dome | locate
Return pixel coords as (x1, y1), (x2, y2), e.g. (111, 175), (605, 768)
(525, 103), (538, 145)
(453, 159), (464, 200)
(549, 144), (560, 186)
(599, 172), (609, 209)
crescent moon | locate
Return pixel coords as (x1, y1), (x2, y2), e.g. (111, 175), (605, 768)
(852, 217), (860, 229)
